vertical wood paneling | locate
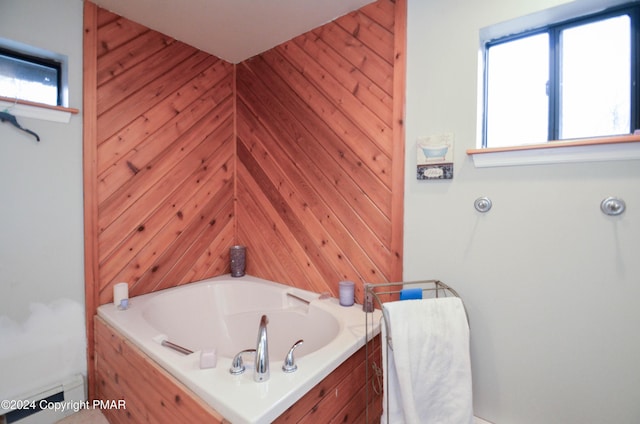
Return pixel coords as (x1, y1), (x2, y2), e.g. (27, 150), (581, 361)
(236, 0), (402, 300)
(83, 1), (99, 400)
(390, 0), (407, 283)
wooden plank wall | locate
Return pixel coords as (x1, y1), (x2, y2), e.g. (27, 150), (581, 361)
(236, 0), (403, 300)
(95, 317), (227, 424)
(90, 7), (235, 306)
(274, 334), (383, 423)
(85, 0), (403, 310)
(85, 0), (404, 399)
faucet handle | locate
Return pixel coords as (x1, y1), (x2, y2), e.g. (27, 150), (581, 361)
(229, 349), (255, 375)
(282, 339), (304, 373)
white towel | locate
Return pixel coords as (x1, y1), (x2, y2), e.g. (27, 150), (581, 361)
(381, 297), (473, 424)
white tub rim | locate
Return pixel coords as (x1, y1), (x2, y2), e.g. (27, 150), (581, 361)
(97, 274), (381, 424)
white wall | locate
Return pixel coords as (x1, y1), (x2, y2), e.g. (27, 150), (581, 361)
(2, 0), (638, 421)
(405, 1), (640, 423)
(0, 0), (86, 400)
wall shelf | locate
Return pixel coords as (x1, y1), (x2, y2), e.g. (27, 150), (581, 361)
(467, 135), (640, 167)
(0, 96), (79, 124)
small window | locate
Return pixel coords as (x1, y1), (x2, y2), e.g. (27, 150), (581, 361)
(482, 4), (637, 148)
(0, 47), (63, 107)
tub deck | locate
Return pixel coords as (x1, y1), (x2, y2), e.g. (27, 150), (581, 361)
(94, 316), (382, 423)
(94, 275), (383, 423)
(98, 275), (376, 424)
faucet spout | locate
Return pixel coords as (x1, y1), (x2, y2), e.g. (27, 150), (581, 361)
(254, 314), (269, 382)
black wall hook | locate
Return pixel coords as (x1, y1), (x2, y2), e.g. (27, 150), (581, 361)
(0, 111), (41, 141)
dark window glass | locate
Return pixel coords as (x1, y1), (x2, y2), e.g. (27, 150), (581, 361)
(0, 49), (61, 106)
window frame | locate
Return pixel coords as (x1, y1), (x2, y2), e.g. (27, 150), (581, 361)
(0, 47), (64, 107)
(481, 3), (640, 148)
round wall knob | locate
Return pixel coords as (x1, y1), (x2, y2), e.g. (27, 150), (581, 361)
(600, 197), (625, 216)
(474, 197), (492, 213)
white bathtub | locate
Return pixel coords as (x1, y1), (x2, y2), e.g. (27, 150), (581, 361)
(97, 274), (380, 424)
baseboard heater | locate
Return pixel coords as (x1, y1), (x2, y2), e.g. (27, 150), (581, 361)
(0, 374), (85, 424)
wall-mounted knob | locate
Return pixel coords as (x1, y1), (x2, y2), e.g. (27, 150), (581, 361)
(600, 197), (626, 216)
(474, 197), (492, 213)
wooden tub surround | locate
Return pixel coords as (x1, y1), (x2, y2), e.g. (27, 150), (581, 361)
(95, 317), (225, 423)
(84, 0), (405, 420)
(95, 317), (382, 423)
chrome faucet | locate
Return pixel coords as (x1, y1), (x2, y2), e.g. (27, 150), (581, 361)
(282, 339), (304, 373)
(229, 349), (255, 375)
(254, 314), (269, 382)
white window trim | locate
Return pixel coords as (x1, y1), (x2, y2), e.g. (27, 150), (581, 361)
(473, 0), (638, 167)
(479, 0), (633, 44)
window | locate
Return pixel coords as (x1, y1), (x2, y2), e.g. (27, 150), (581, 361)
(482, 4), (638, 148)
(0, 46), (64, 107)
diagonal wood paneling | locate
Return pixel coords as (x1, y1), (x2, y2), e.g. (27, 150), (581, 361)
(236, 0), (402, 301)
(86, 0), (402, 307)
(85, 0), (404, 401)
(93, 7), (235, 305)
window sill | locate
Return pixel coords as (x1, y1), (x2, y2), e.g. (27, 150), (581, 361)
(466, 135), (640, 168)
(0, 96), (79, 123)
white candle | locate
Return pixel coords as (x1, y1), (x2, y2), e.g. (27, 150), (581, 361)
(113, 282), (129, 307)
